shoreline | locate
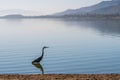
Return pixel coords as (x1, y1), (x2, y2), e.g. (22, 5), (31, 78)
(0, 15), (120, 20)
(0, 74), (120, 80)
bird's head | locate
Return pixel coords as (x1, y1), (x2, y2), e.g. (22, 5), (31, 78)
(43, 46), (49, 49)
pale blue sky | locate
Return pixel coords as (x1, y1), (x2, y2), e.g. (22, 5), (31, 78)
(0, 0), (109, 14)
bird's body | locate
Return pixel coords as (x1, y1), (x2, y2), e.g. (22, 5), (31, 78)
(32, 57), (42, 64)
(32, 46), (49, 64)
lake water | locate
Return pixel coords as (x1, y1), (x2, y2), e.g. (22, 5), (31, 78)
(0, 19), (120, 74)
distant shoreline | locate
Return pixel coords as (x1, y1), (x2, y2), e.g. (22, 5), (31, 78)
(0, 14), (120, 20)
(0, 74), (120, 80)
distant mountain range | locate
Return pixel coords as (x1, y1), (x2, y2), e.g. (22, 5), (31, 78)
(0, 0), (120, 19)
(55, 0), (120, 16)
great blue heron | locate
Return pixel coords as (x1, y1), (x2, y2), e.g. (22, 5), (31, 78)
(32, 46), (49, 64)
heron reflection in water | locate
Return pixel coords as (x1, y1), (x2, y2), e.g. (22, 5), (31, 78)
(32, 63), (44, 74)
(32, 46), (49, 74)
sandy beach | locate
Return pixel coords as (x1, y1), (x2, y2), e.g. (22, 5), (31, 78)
(0, 74), (120, 80)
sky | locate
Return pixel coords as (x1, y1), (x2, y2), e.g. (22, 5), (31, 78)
(0, 0), (110, 15)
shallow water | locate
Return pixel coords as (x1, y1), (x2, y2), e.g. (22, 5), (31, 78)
(0, 19), (120, 74)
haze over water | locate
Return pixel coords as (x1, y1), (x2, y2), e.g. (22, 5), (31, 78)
(0, 19), (120, 74)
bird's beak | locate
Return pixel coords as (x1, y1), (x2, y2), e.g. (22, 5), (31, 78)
(44, 46), (49, 48)
(46, 47), (49, 48)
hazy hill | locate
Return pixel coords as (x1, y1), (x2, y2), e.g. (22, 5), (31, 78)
(54, 0), (120, 16)
(0, 9), (40, 16)
(1, 14), (25, 18)
(90, 4), (120, 15)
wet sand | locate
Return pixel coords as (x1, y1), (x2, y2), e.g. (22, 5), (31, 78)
(0, 74), (120, 80)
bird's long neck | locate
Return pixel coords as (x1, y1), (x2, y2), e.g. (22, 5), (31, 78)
(41, 48), (45, 57)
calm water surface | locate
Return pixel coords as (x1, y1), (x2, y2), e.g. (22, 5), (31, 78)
(0, 19), (120, 74)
